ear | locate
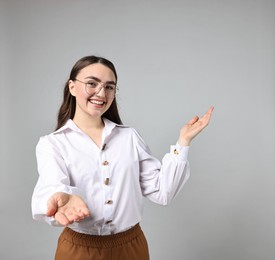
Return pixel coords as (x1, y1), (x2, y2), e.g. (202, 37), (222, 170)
(68, 80), (76, 96)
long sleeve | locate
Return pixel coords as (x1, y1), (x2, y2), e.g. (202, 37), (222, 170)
(133, 129), (190, 205)
(31, 136), (85, 225)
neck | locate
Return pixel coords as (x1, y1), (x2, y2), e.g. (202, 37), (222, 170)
(73, 115), (104, 131)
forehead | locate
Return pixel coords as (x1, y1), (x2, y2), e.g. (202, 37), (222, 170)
(78, 63), (116, 81)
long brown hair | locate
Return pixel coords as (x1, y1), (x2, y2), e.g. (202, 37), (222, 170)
(55, 55), (122, 130)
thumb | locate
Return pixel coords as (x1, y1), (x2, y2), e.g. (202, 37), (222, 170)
(46, 195), (58, 217)
(187, 115), (199, 125)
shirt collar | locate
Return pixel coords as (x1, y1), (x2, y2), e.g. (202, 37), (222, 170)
(53, 118), (127, 135)
(53, 119), (80, 134)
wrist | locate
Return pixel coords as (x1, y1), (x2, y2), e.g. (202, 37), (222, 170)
(178, 138), (191, 147)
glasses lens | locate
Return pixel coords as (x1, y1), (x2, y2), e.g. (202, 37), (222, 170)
(86, 83), (116, 97)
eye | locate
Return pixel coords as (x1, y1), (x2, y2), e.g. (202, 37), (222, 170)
(105, 85), (115, 91)
(87, 81), (97, 88)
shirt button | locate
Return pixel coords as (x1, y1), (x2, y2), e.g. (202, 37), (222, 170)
(104, 178), (110, 185)
(174, 149), (179, 155)
(102, 161), (109, 166)
(105, 200), (113, 204)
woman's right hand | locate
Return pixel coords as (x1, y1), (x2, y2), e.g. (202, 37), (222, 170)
(46, 192), (90, 226)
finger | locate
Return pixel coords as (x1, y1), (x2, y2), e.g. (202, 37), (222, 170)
(203, 106), (214, 118)
(66, 213), (85, 223)
(73, 208), (90, 220)
(200, 106), (214, 124)
(60, 210), (89, 224)
(55, 212), (71, 226)
(67, 207), (90, 218)
(187, 115), (199, 125)
(207, 106), (214, 114)
(79, 207), (90, 217)
(46, 196), (58, 217)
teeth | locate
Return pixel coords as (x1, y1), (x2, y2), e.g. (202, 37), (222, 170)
(90, 100), (104, 105)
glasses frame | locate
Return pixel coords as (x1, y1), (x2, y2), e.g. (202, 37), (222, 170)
(74, 78), (118, 98)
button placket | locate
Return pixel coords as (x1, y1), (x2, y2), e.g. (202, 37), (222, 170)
(100, 144), (114, 225)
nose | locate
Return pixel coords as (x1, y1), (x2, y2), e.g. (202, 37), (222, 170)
(95, 83), (106, 96)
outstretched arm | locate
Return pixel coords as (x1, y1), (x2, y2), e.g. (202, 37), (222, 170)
(178, 106), (214, 147)
(47, 192), (90, 226)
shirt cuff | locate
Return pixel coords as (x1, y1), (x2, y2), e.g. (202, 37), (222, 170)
(170, 143), (189, 161)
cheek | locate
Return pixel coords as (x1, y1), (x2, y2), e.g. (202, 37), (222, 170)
(74, 88), (89, 100)
(106, 98), (115, 108)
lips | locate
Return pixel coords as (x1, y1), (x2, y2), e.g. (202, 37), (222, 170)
(89, 99), (105, 105)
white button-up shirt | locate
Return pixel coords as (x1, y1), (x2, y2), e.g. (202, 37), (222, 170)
(32, 118), (190, 235)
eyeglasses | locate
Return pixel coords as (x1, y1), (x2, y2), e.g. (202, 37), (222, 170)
(74, 78), (118, 98)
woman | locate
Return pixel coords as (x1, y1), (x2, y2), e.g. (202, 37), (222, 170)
(32, 55), (214, 260)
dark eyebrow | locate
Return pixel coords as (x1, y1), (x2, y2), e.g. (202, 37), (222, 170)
(85, 76), (116, 85)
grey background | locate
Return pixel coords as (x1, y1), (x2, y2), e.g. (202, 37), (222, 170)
(1, 0), (275, 259)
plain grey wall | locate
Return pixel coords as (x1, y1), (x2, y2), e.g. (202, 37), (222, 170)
(1, 0), (275, 259)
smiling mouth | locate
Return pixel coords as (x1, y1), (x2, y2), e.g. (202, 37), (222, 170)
(89, 99), (105, 105)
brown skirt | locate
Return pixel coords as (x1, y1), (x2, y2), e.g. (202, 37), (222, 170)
(55, 223), (150, 260)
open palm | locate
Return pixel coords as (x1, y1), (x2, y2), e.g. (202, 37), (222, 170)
(178, 106), (214, 146)
(47, 192), (90, 226)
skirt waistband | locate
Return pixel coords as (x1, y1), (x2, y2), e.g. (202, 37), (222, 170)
(60, 224), (142, 248)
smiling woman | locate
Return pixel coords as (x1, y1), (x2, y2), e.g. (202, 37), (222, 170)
(55, 56), (122, 131)
(68, 63), (117, 140)
(31, 55), (213, 260)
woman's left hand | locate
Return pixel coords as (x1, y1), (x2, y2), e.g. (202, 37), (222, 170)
(177, 106), (214, 146)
